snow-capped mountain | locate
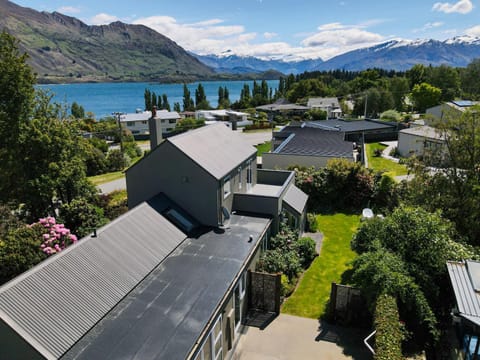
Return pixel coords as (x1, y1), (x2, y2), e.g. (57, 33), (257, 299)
(194, 36), (480, 74)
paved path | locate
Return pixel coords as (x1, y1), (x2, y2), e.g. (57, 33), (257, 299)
(379, 141), (400, 162)
(97, 177), (126, 194)
(234, 314), (371, 360)
(303, 231), (324, 254)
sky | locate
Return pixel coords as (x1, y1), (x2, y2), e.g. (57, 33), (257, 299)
(12, 0), (480, 61)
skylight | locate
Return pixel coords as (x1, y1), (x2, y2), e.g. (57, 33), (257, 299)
(467, 261), (480, 292)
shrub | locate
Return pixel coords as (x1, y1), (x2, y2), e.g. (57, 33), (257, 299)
(37, 216), (78, 256)
(306, 213), (318, 232)
(374, 294), (404, 360)
(60, 198), (107, 238)
(373, 148), (383, 157)
(281, 274), (297, 297)
(106, 149), (130, 171)
(257, 249), (302, 280)
(294, 237), (317, 268)
(96, 190), (128, 220)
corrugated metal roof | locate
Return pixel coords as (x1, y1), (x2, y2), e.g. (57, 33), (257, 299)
(306, 119), (396, 132)
(400, 125), (444, 140)
(447, 261), (480, 327)
(120, 111), (152, 122)
(283, 185), (308, 215)
(155, 110), (180, 120)
(0, 200), (187, 359)
(168, 123), (257, 180)
(63, 214), (272, 360)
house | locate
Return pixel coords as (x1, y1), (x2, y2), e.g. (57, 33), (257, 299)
(426, 100), (479, 125)
(127, 123), (307, 234)
(305, 119), (399, 143)
(196, 109), (248, 123)
(397, 125), (446, 163)
(262, 124), (356, 170)
(120, 109), (181, 139)
(307, 97), (342, 119)
(447, 260), (480, 359)
(256, 99), (310, 121)
(0, 123), (308, 360)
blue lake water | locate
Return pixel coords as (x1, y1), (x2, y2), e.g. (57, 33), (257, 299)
(37, 80), (279, 119)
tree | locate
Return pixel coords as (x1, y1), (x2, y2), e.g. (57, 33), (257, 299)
(173, 102), (181, 112)
(71, 101), (85, 118)
(406, 64), (427, 88)
(380, 109), (402, 122)
(60, 198), (107, 238)
(217, 86), (230, 109)
(389, 76), (410, 112)
(404, 106), (480, 245)
(182, 83), (195, 111)
(0, 31), (36, 203)
(461, 59), (480, 100)
(427, 64), (460, 102)
(161, 94), (170, 111)
(410, 82), (441, 113)
(195, 83), (210, 109)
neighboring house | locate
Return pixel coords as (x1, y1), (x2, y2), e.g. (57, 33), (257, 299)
(262, 124), (356, 170)
(0, 123), (308, 360)
(196, 109), (252, 129)
(447, 260), (480, 359)
(426, 100), (479, 125)
(307, 97), (342, 119)
(256, 98), (310, 121)
(397, 125), (446, 163)
(305, 119), (399, 143)
(120, 109), (181, 139)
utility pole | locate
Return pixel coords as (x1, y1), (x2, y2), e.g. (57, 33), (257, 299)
(113, 112), (124, 154)
(363, 93), (368, 119)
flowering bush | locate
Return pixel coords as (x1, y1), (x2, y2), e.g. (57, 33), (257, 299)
(37, 217), (78, 256)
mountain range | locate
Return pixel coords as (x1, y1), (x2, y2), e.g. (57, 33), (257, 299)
(1, 0), (480, 83)
(0, 0), (214, 83)
(194, 36), (480, 75)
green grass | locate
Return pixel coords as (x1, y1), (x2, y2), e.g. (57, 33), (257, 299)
(366, 143), (408, 178)
(255, 141), (271, 156)
(88, 171), (125, 186)
(281, 213), (360, 319)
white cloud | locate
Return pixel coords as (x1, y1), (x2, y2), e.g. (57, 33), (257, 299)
(413, 21), (444, 33)
(57, 6), (81, 14)
(90, 13), (120, 25)
(465, 25), (480, 36)
(432, 0), (473, 14)
(263, 32), (278, 39)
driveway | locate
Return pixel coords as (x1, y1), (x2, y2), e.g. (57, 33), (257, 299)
(97, 177), (126, 194)
(234, 314), (372, 360)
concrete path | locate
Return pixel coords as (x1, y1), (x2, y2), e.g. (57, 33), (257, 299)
(379, 141), (400, 163)
(303, 231), (324, 254)
(234, 314), (372, 360)
(97, 177), (126, 194)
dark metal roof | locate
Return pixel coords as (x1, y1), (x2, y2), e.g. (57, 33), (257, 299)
(274, 126), (354, 158)
(64, 214), (271, 360)
(306, 119), (396, 132)
(447, 261), (480, 327)
(168, 123), (257, 180)
(0, 199), (187, 359)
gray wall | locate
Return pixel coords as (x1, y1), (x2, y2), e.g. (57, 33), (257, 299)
(127, 142), (220, 227)
(0, 320), (44, 360)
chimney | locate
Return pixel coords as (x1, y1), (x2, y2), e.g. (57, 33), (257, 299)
(149, 106), (162, 149)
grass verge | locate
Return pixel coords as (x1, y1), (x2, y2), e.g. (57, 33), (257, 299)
(88, 171), (124, 186)
(366, 143), (408, 178)
(281, 213), (360, 319)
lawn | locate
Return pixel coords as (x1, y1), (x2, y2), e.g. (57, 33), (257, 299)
(88, 171), (124, 186)
(255, 141), (271, 156)
(281, 213), (360, 319)
(366, 142), (408, 178)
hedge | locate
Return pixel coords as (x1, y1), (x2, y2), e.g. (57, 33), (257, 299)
(374, 294), (403, 360)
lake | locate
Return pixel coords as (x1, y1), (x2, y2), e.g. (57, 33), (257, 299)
(37, 80), (279, 119)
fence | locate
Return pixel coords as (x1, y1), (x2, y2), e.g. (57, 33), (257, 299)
(329, 282), (370, 326)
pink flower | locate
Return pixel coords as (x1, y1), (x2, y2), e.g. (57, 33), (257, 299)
(43, 234), (50, 240)
(69, 234), (78, 242)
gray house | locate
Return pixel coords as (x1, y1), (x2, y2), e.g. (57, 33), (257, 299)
(0, 123), (308, 360)
(262, 124), (356, 170)
(127, 122), (307, 233)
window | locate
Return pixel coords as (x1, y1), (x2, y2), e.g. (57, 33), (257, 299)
(238, 167), (242, 190)
(246, 160), (253, 190)
(161, 119), (166, 123)
(141, 121), (147, 124)
(127, 121), (134, 127)
(234, 272), (246, 333)
(169, 119), (176, 124)
(223, 176), (231, 198)
(194, 315), (222, 360)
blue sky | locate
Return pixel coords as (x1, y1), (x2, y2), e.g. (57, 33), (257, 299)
(13, 0), (480, 60)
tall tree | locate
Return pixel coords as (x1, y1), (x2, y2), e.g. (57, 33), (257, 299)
(182, 83), (195, 111)
(195, 83), (210, 109)
(0, 31), (36, 203)
(71, 101), (85, 119)
(162, 94), (170, 111)
(461, 59), (480, 100)
(410, 82), (442, 113)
